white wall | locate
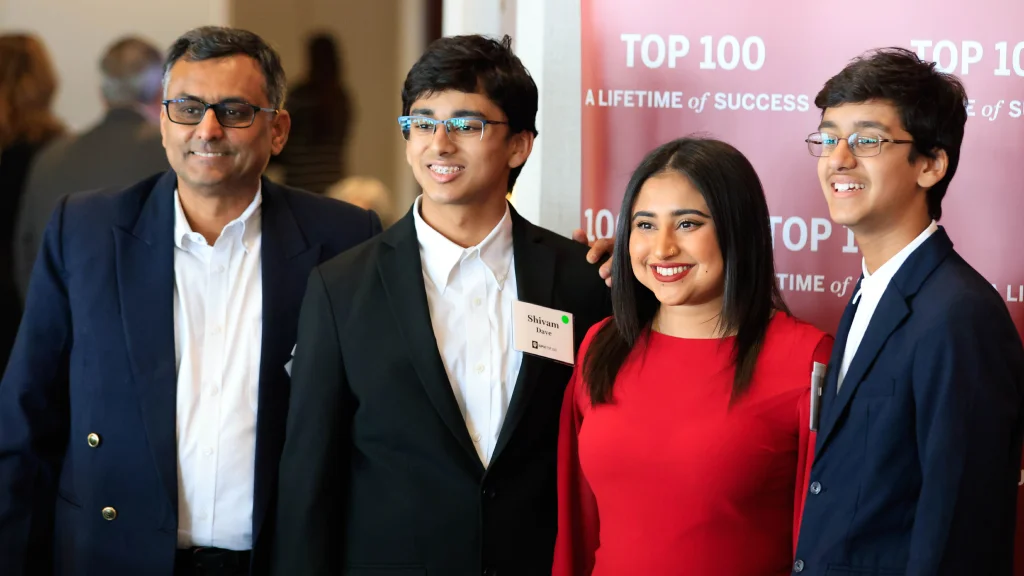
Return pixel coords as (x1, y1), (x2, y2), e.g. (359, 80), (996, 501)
(444, 0), (583, 236)
(2, 0), (230, 131)
(443, 0), (502, 38)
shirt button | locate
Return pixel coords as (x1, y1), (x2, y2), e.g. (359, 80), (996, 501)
(209, 387), (219, 396)
(473, 297), (482, 306)
(210, 325), (222, 334)
(215, 265), (226, 273)
(203, 447), (214, 456)
(197, 511), (208, 521)
(793, 559), (805, 573)
(475, 364), (485, 374)
(809, 481), (821, 495)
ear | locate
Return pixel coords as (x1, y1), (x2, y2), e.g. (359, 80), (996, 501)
(159, 106), (169, 148)
(507, 131), (535, 170)
(270, 109), (292, 156)
(916, 148), (948, 189)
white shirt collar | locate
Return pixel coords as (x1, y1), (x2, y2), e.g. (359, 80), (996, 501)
(173, 184), (263, 253)
(412, 195), (514, 294)
(853, 220), (938, 304)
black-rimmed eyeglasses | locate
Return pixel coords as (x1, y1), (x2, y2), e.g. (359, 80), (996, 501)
(805, 132), (915, 158)
(163, 98), (278, 128)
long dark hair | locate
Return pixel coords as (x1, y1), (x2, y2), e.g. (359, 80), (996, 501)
(583, 137), (788, 405)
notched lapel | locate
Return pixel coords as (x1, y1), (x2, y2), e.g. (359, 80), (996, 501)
(491, 214), (557, 464)
(377, 216), (481, 466)
(816, 284), (909, 458)
(252, 183), (320, 546)
(113, 178), (178, 514)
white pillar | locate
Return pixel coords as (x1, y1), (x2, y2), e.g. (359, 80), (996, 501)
(511, 0), (583, 236)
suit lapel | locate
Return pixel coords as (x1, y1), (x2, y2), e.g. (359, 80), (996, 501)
(113, 171), (178, 513)
(815, 283), (909, 457)
(252, 179), (321, 546)
(491, 210), (557, 464)
(815, 228), (955, 458)
(377, 211), (482, 467)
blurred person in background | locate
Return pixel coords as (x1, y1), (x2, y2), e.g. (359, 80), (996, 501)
(0, 33), (64, 372)
(324, 175), (395, 227)
(271, 33), (353, 194)
(14, 35), (170, 301)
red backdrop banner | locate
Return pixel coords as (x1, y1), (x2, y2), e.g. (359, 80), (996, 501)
(580, 0), (1024, 570)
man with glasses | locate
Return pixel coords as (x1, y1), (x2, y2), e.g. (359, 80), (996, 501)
(0, 26), (380, 576)
(271, 34), (610, 576)
(791, 47), (1024, 575)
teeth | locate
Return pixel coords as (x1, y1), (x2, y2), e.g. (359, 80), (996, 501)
(194, 152), (228, 157)
(656, 266), (689, 275)
(430, 165), (464, 175)
(833, 182), (866, 192)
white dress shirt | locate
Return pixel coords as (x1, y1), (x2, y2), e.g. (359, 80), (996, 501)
(413, 196), (521, 467)
(838, 220), (938, 392)
(173, 187), (263, 550)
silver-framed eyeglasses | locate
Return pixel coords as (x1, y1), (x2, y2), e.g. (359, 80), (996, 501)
(397, 115), (509, 142)
(805, 132), (915, 158)
(163, 98), (279, 128)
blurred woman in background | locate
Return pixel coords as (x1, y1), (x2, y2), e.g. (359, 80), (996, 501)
(0, 33), (64, 371)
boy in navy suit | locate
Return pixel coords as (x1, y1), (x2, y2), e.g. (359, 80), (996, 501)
(792, 47), (1024, 576)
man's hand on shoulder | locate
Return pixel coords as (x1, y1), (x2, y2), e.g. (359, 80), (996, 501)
(571, 228), (614, 288)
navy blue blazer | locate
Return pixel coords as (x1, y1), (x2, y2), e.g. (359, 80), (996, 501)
(795, 228), (1024, 576)
(0, 171), (381, 575)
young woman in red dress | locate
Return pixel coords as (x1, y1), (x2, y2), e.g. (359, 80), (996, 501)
(554, 137), (833, 576)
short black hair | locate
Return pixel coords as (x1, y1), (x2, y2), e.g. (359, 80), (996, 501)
(815, 47), (968, 220)
(401, 34), (538, 193)
(164, 26), (287, 108)
(583, 137), (788, 405)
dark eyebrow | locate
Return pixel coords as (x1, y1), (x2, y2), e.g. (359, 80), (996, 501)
(452, 109), (487, 118)
(410, 108), (434, 116)
(853, 120), (892, 133)
(816, 120), (892, 133)
(172, 94), (252, 105)
(632, 208), (710, 220)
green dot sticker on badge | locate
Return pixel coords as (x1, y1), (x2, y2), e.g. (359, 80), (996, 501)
(561, 315), (569, 324)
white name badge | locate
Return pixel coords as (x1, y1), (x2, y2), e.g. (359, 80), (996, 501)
(512, 300), (575, 365)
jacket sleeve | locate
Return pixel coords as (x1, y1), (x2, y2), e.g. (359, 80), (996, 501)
(552, 362), (600, 576)
(270, 266), (350, 575)
(794, 335), (834, 557)
(0, 196), (74, 575)
(906, 303), (1024, 576)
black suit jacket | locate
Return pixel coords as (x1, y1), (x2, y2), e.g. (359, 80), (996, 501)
(0, 170), (381, 575)
(795, 228), (1024, 576)
(271, 206), (611, 576)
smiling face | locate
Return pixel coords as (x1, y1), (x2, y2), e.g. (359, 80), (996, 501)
(628, 170), (725, 308)
(160, 55), (290, 198)
(816, 99), (945, 236)
(403, 89), (532, 212)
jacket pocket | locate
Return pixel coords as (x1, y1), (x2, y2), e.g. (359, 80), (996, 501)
(826, 564), (904, 575)
(857, 377), (895, 397)
(56, 488), (82, 509)
(344, 567), (427, 576)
